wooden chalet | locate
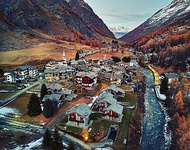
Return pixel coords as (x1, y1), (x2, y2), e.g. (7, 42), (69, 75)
(97, 92), (116, 111)
(102, 101), (123, 122)
(105, 84), (125, 98)
(76, 71), (98, 88)
(41, 94), (62, 109)
(66, 103), (92, 128)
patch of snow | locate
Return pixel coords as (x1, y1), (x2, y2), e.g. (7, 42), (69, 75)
(95, 148), (113, 150)
(155, 86), (166, 100)
(88, 95), (98, 107)
(14, 137), (43, 150)
(148, 0), (190, 26)
(0, 106), (21, 117)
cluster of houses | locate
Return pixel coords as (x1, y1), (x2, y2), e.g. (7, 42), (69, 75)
(4, 65), (38, 84)
(66, 84), (125, 128)
(41, 83), (77, 109)
(43, 51), (139, 89)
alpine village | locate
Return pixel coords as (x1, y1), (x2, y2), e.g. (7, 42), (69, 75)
(0, 0), (190, 150)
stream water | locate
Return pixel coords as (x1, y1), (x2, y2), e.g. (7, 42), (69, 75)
(140, 69), (171, 150)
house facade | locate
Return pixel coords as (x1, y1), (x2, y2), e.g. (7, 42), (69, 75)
(44, 61), (75, 82)
(110, 71), (124, 85)
(41, 94), (62, 109)
(66, 103), (92, 128)
(97, 92), (116, 111)
(105, 84), (125, 98)
(97, 92), (123, 122)
(28, 67), (38, 79)
(5, 73), (18, 83)
(76, 72), (98, 88)
(102, 102), (123, 122)
(14, 65), (30, 79)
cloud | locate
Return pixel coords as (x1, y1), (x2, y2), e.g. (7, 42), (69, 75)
(102, 12), (151, 22)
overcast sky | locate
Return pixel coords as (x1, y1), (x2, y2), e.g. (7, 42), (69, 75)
(84, 0), (173, 31)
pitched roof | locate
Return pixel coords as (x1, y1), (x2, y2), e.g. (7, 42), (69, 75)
(42, 94), (62, 102)
(76, 71), (97, 79)
(7, 72), (18, 77)
(98, 92), (116, 104)
(101, 67), (113, 72)
(106, 84), (125, 94)
(67, 103), (91, 118)
(17, 65), (30, 70)
(62, 88), (72, 95)
(46, 83), (63, 91)
(83, 72), (97, 79)
(112, 71), (123, 79)
(103, 101), (123, 115)
(92, 67), (101, 74)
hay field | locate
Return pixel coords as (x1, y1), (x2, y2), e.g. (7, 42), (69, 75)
(0, 42), (91, 71)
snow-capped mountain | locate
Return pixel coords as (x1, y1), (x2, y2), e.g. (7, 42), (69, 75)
(120, 0), (190, 42)
(109, 26), (129, 38)
(147, 0), (190, 26)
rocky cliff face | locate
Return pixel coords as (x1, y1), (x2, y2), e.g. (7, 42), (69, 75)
(0, 0), (114, 50)
(120, 0), (190, 43)
(66, 0), (115, 38)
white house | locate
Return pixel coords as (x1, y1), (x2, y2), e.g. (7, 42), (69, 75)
(5, 72), (18, 83)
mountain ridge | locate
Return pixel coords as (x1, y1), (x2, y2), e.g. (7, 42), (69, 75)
(0, 0), (114, 51)
(120, 0), (190, 43)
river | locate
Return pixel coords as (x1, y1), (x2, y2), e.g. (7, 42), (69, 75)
(140, 69), (171, 150)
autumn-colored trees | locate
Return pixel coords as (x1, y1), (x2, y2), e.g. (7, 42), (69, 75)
(173, 91), (184, 115)
(168, 88), (190, 150)
(131, 23), (190, 71)
(170, 112), (190, 150)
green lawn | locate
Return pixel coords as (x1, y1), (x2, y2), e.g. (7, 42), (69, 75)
(58, 82), (137, 149)
(114, 108), (133, 150)
(118, 93), (137, 106)
(0, 84), (18, 100)
(66, 126), (83, 135)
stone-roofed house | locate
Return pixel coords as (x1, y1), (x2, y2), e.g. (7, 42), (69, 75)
(97, 92), (117, 111)
(44, 63), (75, 82)
(66, 103), (92, 128)
(14, 65), (39, 81)
(14, 65), (30, 79)
(105, 84), (125, 98)
(41, 94), (62, 108)
(102, 101), (123, 122)
(46, 83), (63, 94)
(98, 67), (113, 82)
(110, 71), (124, 85)
(76, 71), (98, 88)
(62, 88), (77, 101)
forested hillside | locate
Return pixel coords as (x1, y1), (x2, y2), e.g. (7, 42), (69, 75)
(132, 23), (190, 71)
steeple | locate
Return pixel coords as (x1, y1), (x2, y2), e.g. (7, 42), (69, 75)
(62, 50), (67, 65)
